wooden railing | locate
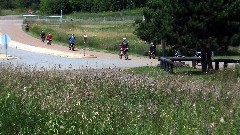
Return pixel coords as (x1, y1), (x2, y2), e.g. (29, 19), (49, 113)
(159, 57), (239, 73)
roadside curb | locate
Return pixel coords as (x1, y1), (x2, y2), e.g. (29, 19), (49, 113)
(0, 54), (18, 60)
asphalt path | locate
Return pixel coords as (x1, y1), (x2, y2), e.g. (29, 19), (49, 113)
(0, 16), (159, 70)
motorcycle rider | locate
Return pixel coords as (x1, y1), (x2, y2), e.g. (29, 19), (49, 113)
(195, 50), (201, 65)
(46, 33), (53, 45)
(40, 31), (46, 42)
(119, 37), (128, 53)
(195, 50), (201, 58)
(68, 34), (76, 50)
(25, 22), (30, 32)
(174, 48), (182, 57)
(121, 38), (128, 48)
(149, 42), (156, 55)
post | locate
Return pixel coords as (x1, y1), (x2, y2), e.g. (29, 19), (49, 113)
(83, 34), (88, 56)
(169, 63), (173, 73)
(201, 49), (207, 72)
(5, 35), (8, 57)
(192, 60), (196, 68)
(223, 62), (228, 69)
(60, 10), (63, 23)
(215, 62), (219, 70)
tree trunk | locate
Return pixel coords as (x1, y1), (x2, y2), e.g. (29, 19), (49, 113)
(201, 49), (207, 72)
(206, 49), (213, 70)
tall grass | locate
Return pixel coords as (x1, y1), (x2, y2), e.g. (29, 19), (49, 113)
(0, 63), (240, 134)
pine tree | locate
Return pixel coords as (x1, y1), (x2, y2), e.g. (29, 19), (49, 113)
(135, 0), (240, 54)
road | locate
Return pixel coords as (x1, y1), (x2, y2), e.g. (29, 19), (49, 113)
(0, 16), (159, 70)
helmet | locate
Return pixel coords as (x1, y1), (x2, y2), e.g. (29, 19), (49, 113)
(123, 37), (126, 40)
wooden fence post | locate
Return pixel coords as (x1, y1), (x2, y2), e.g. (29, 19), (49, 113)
(201, 49), (207, 72)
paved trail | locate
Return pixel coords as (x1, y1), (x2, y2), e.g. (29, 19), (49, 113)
(0, 16), (159, 70)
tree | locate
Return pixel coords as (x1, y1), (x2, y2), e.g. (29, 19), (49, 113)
(134, 0), (174, 43)
(40, 0), (71, 15)
(0, 0), (40, 10)
(135, 0), (240, 54)
(135, 0), (240, 71)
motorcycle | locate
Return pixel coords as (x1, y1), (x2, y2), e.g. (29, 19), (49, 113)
(69, 43), (75, 51)
(174, 49), (183, 57)
(47, 39), (52, 45)
(119, 47), (128, 60)
(41, 35), (45, 42)
(149, 50), (156, 59)
(25, 26), (29, 32)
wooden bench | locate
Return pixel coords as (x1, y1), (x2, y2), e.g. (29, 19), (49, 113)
(166, 57), (201, 67)
(212, 59), (240, 70)
(159, 57), (240, 73)
(159, 57), (174, 72)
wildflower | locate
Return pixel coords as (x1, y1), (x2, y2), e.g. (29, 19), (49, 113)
(7, 93), (10, 99)
(208, 122), (215, 132)
(220, 117), (225, 123)
(23, 86), (27, 92)
(60, 125), (64, 129)
(212, 84), (216, 92)
(94, 111), (99, 116)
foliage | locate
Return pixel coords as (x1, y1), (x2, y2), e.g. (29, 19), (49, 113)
(135, 0), (240, 55)
(0, 64), (240, 134)
(0, 9), (26, 15)
(38, 0), (147, 14)
(0, 0), (147, 15)
(68, 8), (143, 18)
(0, 0), (40, 10)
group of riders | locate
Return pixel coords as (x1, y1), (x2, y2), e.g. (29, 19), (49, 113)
(25, 22), (158, 57)
(40, 31), (53, 45)
(40, 30), (74, 48)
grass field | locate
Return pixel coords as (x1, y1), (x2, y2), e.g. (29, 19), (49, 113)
(0, 64), (239, 134)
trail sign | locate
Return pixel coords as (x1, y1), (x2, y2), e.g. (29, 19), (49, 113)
(1, 34), (11, 56)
